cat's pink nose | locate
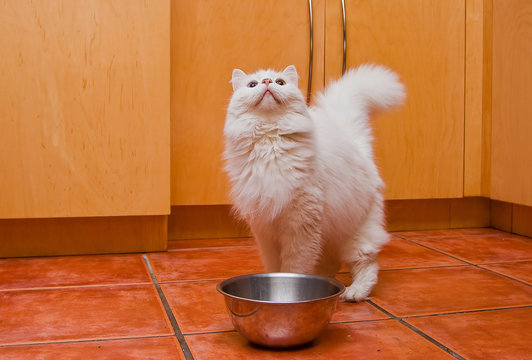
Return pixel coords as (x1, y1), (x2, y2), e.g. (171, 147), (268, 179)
(262, 78), (273, 85)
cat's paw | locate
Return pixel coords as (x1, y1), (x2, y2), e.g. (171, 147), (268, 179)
(341, 283), (371, 302)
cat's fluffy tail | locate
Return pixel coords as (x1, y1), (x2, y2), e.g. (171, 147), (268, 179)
(318, 64), (405, 113)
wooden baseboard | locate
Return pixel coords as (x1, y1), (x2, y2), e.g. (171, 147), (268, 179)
(512, 204), (532, 238)
(0, 215), (167, 258)
(168, 205), (250, 240)
(385, 197), (491, 231)
(491, 200), (532, 237)
(2, 198), (526, 258)
(490, 200), (513, 232)
(168, 198), (493, 239)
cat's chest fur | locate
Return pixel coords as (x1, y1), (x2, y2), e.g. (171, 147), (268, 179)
(249, 120), (308, 166)
(224, 111), (316, 219)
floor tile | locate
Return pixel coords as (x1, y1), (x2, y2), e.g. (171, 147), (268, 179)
(480, 261), (532, 285)
(0, 254), (151, 290)
(370, 266), (532, 317)
(333, 273), (390, 322)
(0, 285), (172, 345)
(406, 308), (532, 360)
(409, 234), (532, 264)
(148, 247), (263, 282)
(168, 237), (255, 251)
(332, 300), (390, 323)
(378, 236), (466, 270)
(162, 281), (234, 334)
(0, 227), (528, 359)
(185, 321), (455, 359)
(0, 337), (185, 360)
(394, 228), (504, 240)
(162, 278), (388, 334)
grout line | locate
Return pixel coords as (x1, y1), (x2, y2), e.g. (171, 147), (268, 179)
(167, 245), (254, 253)
(183, 329), (236, 337)
(158, 279), (222, 285)
(0, 282), (153, 293)
(478, 259), (532, 265)
(0, 335), (175, 348)
(393, 234), (532, 287)
(401, 305), (532, 320)
(378, 264), (470, 272)
(367, 300), (467, 360)
(142, 254), (195, 360)
(329, 318), (394, 325)
(469, 264), (532, 288)
(338, 263), (471, 275)
(476, 260), (532, 286)
(399, 320), (466, 360)
(168, 236), (253, 241)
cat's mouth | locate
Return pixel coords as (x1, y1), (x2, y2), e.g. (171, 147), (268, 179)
(257, 89), (281, 106)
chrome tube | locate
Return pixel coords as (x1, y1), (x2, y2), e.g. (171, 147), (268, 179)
(307, 0), (313, 104)
(341, 0), (346, 74)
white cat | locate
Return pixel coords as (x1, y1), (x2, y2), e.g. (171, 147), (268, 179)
(224, 64), (405, 301)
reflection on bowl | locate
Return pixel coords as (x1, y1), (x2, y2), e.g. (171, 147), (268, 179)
(217, 272), (345, 348)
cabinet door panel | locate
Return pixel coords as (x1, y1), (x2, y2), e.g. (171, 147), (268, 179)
(327, 0), (465, 199)
(0, 0), (170, 218)
(491, 0), (532, 207)
(171, 0), (313, 205)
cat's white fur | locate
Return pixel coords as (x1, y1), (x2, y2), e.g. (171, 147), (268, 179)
(224, 64), (405, 301)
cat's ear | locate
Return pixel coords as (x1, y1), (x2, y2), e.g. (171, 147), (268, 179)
(231, 69), (247, 91)
(282, 65), (299, 85)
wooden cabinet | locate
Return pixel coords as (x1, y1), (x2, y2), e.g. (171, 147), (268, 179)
(0, 0), (170, 218)
(325, 0), (465, 200)
(171, 0), (467, 205)
(171, 0), (324, 205)
(0, 1), (527, 248)
(491, 0), (532, 207)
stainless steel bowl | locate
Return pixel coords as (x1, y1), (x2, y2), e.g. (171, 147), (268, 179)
(216, 273), (345, 348)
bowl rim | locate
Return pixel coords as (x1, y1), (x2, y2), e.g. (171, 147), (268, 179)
(216, 272), (346, 304)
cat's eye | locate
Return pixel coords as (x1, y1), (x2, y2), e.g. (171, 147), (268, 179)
(276, 79), (286, 86)
(247, 81), (258, 88)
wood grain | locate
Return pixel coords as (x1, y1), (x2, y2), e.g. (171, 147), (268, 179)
(464, 0), (494, 199)
(464, 0), (485, 196)
(385, 199), (452, 232)
(167, 200), (492, 239)
(326, 0), (465, 199)
(324, 0), (343, 83)
(450, 197), (491, 228)
(491, 0), (532, 206)
(512, 204), (532, 238)
(0, 0), (170, 218)
(0, 215), (167, 258)
(490, 200), (513, 233)
(171, 0), (319, 205)
(168, 205), (250, 240)
(481, 0), (493, 197)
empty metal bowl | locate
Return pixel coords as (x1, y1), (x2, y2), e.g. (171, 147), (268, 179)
(216, 273), (345, 348)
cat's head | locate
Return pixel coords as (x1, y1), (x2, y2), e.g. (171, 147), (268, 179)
(228, 65), (305, 113)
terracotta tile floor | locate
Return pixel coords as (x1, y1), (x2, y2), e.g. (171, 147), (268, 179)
(0, 228), (530, 359)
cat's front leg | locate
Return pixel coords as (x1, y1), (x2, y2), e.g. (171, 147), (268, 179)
(279, 239), (322, 274)
(256, 236), (281, 272)
(251, 222), (282, 272)
(276, 190), (324, 274)
(278, 222), (323, 275)
(342, 255), (379, 302)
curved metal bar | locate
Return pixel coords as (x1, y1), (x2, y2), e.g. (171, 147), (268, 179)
(307, 0), (313, 105)
(341, 0), (347, 74)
